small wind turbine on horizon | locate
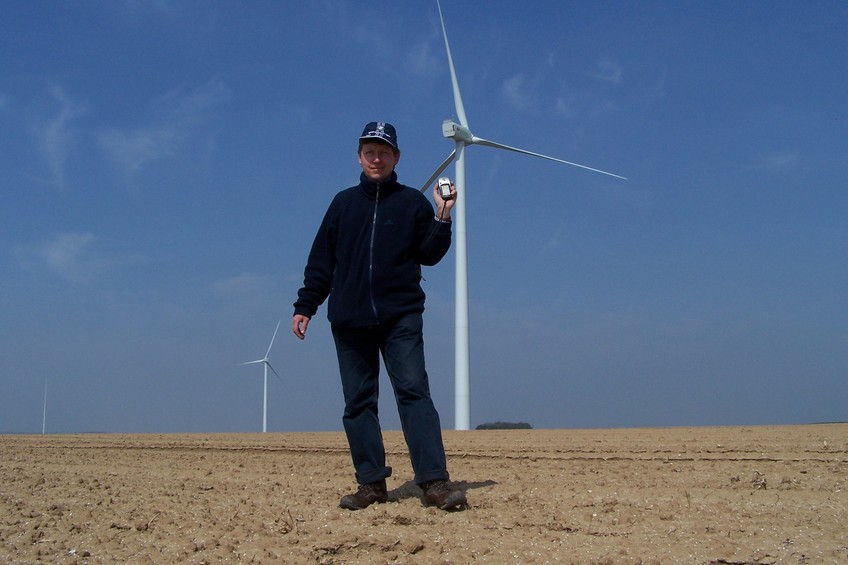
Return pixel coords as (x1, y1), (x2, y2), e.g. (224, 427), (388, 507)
(42, 380), (47, 435)
(421, 0), (627, 431)
(240, 320), (282, 433)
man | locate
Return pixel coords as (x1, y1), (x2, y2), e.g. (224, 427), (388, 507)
(292, 121), (466, 511)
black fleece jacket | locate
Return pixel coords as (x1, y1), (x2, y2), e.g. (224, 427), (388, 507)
(293, 171), (452, 328)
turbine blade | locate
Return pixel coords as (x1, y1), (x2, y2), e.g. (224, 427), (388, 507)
(420, 149), (457, 192)
(241, 359), (265, 366)
(437, 0), (468, 128)
(265, 320), (281, 357)
(471, 136), (628, 180)
(268, 363), (283, 383)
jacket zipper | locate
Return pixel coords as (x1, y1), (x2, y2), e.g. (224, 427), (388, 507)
(368, 184), (380, 320)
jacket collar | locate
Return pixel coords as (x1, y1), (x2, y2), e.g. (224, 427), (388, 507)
(359, 171), (400, 199)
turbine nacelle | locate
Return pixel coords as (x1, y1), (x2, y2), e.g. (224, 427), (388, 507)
(442, 119), (474, 144)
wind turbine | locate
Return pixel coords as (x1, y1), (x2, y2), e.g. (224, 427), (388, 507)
(241, 320), (282, 433)
(421, 1), (627, 431)
(42, 380), (47, 435)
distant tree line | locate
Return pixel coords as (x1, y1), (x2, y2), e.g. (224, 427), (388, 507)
(475, 421), (533, 430)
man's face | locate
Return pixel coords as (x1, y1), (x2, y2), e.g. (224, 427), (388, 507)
(358, 141), (400, 182)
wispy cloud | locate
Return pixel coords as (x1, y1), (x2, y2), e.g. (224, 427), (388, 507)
(538, 228), (562, 255)
(554, 93), (618, 120)
(30, 87), (86, 188)
(98, 127), (174, 171)
(589, 59), (623, 84)
(405, 39), (440, 78)
(14, 232), (148, 284)
(15, 232), (97, 283)
(554, 96), (578, 119)
(753, 150), (799, 171)
(502, 74), (531, 111)
(98, 76), (229, 172)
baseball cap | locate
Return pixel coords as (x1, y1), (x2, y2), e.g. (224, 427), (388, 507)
(359, 121), (399, 150)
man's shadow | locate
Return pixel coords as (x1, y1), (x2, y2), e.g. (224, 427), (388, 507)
(388, 479), (497, 508)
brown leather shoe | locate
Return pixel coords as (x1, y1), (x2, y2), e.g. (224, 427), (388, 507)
(339, 480), (388, 510)
(421, 480), (467, 510)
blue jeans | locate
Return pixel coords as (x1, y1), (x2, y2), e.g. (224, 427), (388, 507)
(332, 312), (449, 486)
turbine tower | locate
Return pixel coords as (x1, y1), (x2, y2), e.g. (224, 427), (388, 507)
(241, 320), (282, 433)
(421, 1), (626, 430)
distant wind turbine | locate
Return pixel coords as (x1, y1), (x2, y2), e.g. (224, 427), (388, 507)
(42, 380), (47, 435)
(241, 320), (282, 433)
(421, 0), (627, 431)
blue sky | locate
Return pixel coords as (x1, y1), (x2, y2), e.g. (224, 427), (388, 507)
(2, 1), (846, 433)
